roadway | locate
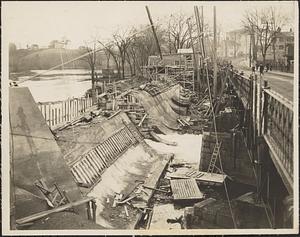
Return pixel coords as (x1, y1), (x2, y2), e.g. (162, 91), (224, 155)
(232, 59), (294, 102)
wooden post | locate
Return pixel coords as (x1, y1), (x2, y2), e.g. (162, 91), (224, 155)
(64, 101), (67, 122)
(213, 6), (218, 98)
(43, 104), (47, 123)
(233, 131), (237, 169)
(249, 33), (252, 68)
(256, 74), (263, 202)
(187, 18), (197, 93)
(257, 75), (262, 136)
(60, 106), (63, 124)
(145, 6), (163, 60)
(55, 108), (57, 126)
(67, 99), (70, 122)
(76, 99), (78, 117)
(252, 75), (257, 151)
(91, 200), (97, 222)
(267, 172), (270, 200)
(48, 104), (52, 127)
(262, 80), (269, 134)
(58, 107), (61, 124)
(86, 202), (92, 220)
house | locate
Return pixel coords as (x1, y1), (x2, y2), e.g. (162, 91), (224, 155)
(49, 39), (69, 49)
(31, 44), (39, 50)
(26, 44), (39, 50)
(259, 30), (294, 63)
(224, 29), (250, 58)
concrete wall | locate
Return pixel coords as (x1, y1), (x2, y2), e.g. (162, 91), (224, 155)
(131, 84), (183, 134)
(199, 131), (256, 186)
(9, 87), (85, 220)
(56, 111), (133, 165)
(199, 132), (233, 172)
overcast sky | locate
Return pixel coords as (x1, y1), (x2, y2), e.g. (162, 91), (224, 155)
(2, 1), (296, 49)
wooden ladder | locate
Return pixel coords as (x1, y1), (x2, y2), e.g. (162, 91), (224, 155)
(35, 180), (70, 208)
(207, 142), (222, 173)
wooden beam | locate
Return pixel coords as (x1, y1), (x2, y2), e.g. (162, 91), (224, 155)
(138, 113), (148, 127)
(142, 185), (169, 194)
(16, 197), (95, 225)
(145, 6), (163, 60)
(213, 6), (218, 98)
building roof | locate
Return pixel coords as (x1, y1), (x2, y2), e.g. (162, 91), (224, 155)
(177, 48), (193, 54)
(148, 55), (161, 66)
(277, 31), (294, 38)
(227, 28), (248, 35)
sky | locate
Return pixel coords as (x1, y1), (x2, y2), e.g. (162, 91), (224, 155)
(2, 1), (296, 49)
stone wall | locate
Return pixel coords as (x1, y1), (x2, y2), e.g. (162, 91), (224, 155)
(199, 131), (256, 186)
(184, 198), (239, 229)
(199, 132), (233, 172)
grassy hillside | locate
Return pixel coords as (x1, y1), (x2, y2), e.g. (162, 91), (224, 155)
(9, 48), (112, 72)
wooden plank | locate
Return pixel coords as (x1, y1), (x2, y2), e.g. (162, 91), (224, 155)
(170, 178), (203, 201)
(124, 205), (129, 217)
(84, 156), (98, 178)
(108, 109), (121, 120)
(71, 168), (83, 184)
(16, 197), (94, 225)
(138, 113), (148, 127)
(142, 185), (168, 194)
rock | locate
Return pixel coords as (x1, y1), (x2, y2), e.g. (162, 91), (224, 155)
(194, 198), (217, 218)
(183, 207), (194, 229)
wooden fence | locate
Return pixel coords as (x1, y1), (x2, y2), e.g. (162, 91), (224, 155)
(37, 96), (93, 130)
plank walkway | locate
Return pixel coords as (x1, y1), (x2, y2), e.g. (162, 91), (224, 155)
(170, 179), (203, 201)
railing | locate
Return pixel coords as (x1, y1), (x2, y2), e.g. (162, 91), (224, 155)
(228, 70), (294, 193)
(229, 71), (252, 107)
(263, 89), (293, 186)
(37, 96), (93, 130)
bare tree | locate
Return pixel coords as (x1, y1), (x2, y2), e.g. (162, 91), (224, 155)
(167, 13), (196, 53)
(111, 29), (136, 79)
(98, 41), (121, 79)
(80, 42), (98, 103)
(243, 7), (289, 64)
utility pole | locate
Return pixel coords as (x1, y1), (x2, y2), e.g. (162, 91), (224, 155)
(194, 6), (205, 94)
(187, 18), (197, 93)
(234, 32), (237, 58)
(195, 6), (206, 59)
(213, 6), (218, 98)
(251, 26), (256, 62)
(92, 42), (97, 104)
(249, 34), (252, 67)
(225, 34), (228, 58)
(145, 6), (163, 60)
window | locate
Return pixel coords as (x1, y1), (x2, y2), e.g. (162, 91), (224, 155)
(279, 45), (284, 50)
(175, 60), (180, 65)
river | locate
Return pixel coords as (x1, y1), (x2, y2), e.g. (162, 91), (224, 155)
(17, 69), (101, 103)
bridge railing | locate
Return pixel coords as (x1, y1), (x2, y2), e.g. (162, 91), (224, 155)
(228, 70), (294, 193)
(263, 89), (293, 183)
(230, 71), (252, 104)
(37, 96), (93, 130)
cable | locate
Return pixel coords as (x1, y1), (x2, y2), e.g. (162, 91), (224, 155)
(204, 62), (238, 228)
(232, 68), (274, 228)
(18, 17), (170, 85)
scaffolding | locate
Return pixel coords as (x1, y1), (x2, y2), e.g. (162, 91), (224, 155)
(144, 49), (196, 92)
